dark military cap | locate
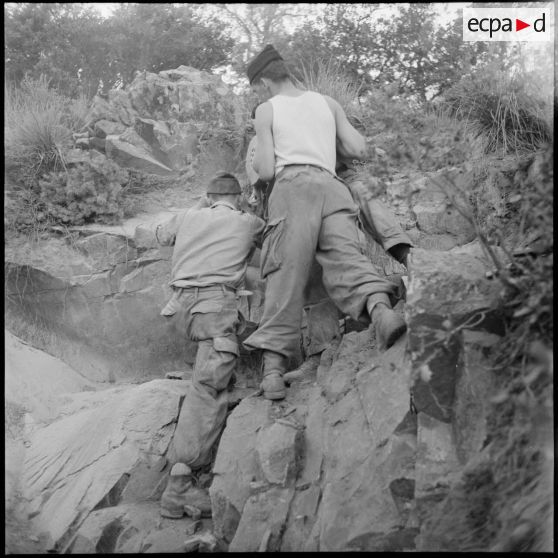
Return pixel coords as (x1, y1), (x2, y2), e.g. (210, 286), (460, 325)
(206, 171), (241, 195)
(246, 44), (283, 84)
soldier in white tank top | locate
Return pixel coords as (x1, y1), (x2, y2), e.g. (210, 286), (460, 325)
(243, 45), (407, 401)
(269, 91), (337, 175)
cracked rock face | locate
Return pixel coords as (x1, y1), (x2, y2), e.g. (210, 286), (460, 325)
(80, 65), (242, 175)
(5, 228), (195, 382)
(210, 329), (418, 552)
(21, 378), (190, 552)
(7, 228), (537, 553)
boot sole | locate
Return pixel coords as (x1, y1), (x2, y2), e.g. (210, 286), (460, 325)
(160, 508), (185, 519)
(263, 389), (286, 400)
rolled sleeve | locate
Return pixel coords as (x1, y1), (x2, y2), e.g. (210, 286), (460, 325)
(155, 214), (179, 246)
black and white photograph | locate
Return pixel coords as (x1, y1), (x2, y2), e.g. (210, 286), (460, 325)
(5, 2), (554, 553)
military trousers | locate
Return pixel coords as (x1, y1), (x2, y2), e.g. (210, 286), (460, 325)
(342, 172), (413, 251)
(243, 165), (398, 360)
(166, 286), (240, 470)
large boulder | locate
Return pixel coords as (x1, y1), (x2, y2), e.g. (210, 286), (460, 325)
(212, 326), (417, 552)
(81, 66), (242, 175)
(4, 226), (197, 383)
(5, 330), (100, 531)
(105, 135), (174, 176)
(22, 379), (189, 552)
(210, 397), (274, 544)
(313, 332), (417, 552)
(405, 242), (504, 422)
(5, 330), (98, 427)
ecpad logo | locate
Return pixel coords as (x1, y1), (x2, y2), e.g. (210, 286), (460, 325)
(463, 7), (553, 42)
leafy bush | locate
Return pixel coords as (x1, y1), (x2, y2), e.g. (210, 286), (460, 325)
(349, 86), (484, 183)
(442, 64), (552, 155)
(4, 76), (132, 232)
(36, 159), (129, 226)
(5, 75), (88, 189)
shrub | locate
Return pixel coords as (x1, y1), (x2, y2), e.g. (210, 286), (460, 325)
(352, 86), (484, 182)
(442, 64), (552, 155)
(36, 159), (129, 226)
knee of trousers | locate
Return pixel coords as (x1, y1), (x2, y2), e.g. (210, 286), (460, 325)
(194, 336), (239, 396)
(212, 336), (239, 356)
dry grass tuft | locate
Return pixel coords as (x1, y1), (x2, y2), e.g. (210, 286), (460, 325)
(442, 68), (552, 156)
(295, 56), (364, 122)
(5, 75), (88, 190)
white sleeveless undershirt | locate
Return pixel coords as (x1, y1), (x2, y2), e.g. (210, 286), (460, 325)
(269, 91), (337, 175)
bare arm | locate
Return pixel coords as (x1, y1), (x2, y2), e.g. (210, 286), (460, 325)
(324, 95), (370, 161)
(252, 102), (275, 182)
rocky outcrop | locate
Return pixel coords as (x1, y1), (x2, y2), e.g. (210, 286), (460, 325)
(385, 168), (477, 251)
(7, 209), (551, 553)
(10, 228), (547, 553)
(406, 241), (504, 423)
(4, 225), (198, 382)
(206, 237), (547, 552)
(209, 321), (418, 552)
(75, 66), (242, 176)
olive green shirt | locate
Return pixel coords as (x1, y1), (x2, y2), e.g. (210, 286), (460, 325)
(157, 201), (265, 289)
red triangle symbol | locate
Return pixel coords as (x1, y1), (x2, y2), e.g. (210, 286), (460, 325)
(516, 19), (530, 31)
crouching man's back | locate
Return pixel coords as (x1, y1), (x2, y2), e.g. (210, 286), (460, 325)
(171, 204), (260, 288)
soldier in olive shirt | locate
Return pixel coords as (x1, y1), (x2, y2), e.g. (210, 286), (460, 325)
(156, 171), (264, 518)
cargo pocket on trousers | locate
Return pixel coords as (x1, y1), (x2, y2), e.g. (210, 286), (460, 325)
(261, 216), (285, 279)
(189, 300), (224, 340)
(191, 300), (223, 314)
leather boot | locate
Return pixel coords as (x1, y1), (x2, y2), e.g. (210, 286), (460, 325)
(160, 463), (193, 518)
(367, 294), (407, 351)
(260, 350), (287, 400)
(183, 486), (212, 518)
(283, 354), (320, 385)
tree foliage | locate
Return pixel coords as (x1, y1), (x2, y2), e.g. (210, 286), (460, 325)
(107, 4), (233, 85)
(285, 3), (489, 102)
(204, 3), (301, 62)
(5, 3), (234, 97)
(5, 3), (110, 96)
(4, 2), (526, 104)
(283, 4), (382, 90)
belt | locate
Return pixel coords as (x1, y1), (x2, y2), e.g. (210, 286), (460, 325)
(178, 284), (236, 293)
(176, 284), (253, 297)
(276, 164), (335, 180)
